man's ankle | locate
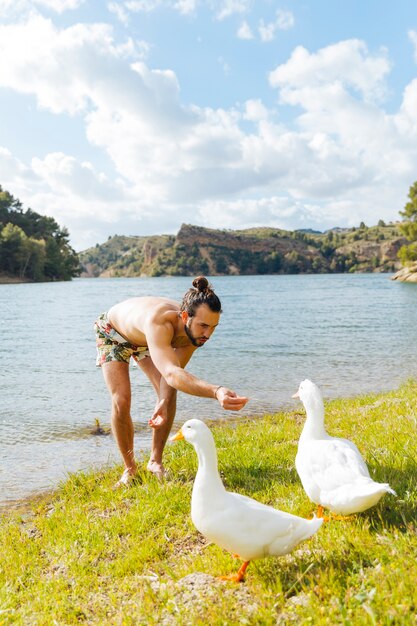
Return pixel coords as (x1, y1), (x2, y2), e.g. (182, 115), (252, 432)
(147, 460), (166, 480)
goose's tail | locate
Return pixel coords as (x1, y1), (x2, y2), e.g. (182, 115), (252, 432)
(298, 514), (324, 542)
(355, 480), (396, 498)
(380, 483), (396, 497)
(269, 514), (323, 557)
(332, 480), (396, 515)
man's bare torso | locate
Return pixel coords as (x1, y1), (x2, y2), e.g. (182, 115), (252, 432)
(108, 296), (190, 348)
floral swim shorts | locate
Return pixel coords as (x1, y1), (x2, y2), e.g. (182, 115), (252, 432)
(94, 312), (150, 367)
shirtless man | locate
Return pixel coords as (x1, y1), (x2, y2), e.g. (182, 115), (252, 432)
(95, 276), (249, 486)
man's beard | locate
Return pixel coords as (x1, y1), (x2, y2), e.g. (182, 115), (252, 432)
(184, 322), (204, 347)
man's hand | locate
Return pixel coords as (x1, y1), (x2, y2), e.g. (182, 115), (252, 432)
(148, 398), (168, 429)
(216, 386), (249, 411)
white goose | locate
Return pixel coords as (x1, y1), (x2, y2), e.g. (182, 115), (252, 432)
(171, 418), (323, 582)
(293, 379), (396, 517)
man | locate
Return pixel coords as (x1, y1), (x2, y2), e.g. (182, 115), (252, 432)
(95, 276), (249, 486)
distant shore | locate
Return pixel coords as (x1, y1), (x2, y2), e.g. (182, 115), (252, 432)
(2, 266), (417, 284)
(0, 273), (30, 284)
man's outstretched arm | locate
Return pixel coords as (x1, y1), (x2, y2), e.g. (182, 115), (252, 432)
(145, 323), (249, 411)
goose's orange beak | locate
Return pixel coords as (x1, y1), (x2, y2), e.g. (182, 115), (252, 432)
(170, 429), (184, 442)
(292, 391), (300, 399)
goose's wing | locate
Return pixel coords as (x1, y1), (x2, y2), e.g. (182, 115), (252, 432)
(230, 491), (294, 524)
(336, 437), (370, 476)
(201, 490), (303, 559)
(228, 491), (298, 535)
(301, 438), (370, 493)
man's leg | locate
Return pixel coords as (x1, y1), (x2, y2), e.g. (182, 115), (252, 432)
(148, 391), (177, 478)
(138, 358), (177, 478)
(102, 361), (137, 478)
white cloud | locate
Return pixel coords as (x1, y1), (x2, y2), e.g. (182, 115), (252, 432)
(31, 153), (123, 202)
(196, 196), (301, 230)
(35, 0), (84, 11)
(237, 20), (253, 40)
(396, 79), (417, 135)
(125, 0), (161, 11)
(258, 9), (294, 42)
(0, 147), (36, 184)
(244, 99), (268, 121)
(2, 148), (154, 250)
(195, 193), (385, 237)
(275, 9), (294, 30)
(0, 0), (83, 17)
(409, 29), (417, 63)
(108, 1), (130, 25)
(216, 0), (250, 21)
(258, 19), (274, 43)
(269, 40), (390, 103)
(174, 0), (197, 14)
(0, 17), (149, 115)
(1, 17), (417, 249)
(217, 56), (231, 75)
(103, 0), (201, 17)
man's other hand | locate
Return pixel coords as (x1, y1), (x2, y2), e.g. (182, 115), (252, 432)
(148, 398), (168, 429)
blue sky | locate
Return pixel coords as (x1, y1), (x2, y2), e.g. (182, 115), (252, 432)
(1, 1), (417, 251)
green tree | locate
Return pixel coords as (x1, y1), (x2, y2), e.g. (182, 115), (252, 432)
(0, 184), (80, 280)
(398, 181), (417, 265)
(398, 242), (417, 265)
(25, 238), (46, 280)
(0, 223), (48, 280)
(0, 223), (27, 275)
(0, 188), (22, 223)
(43, 227), (80, 280)
(399, 181), (417, 241)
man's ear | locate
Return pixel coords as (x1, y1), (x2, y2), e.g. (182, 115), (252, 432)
(181, 311), (189, 324)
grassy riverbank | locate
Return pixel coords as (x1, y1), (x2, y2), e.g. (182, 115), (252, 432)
(1, 381), (417, 625)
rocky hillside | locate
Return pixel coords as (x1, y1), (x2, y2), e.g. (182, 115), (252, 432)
(79, 222), (407, 278)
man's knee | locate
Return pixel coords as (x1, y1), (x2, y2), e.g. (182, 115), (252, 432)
(111, 393), (131, 417)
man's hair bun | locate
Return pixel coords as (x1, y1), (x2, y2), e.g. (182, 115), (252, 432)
(192, 276), (209, 292)
(181, 276), (222, 316)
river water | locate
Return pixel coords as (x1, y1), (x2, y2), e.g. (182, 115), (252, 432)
(1, 274), (416, 505)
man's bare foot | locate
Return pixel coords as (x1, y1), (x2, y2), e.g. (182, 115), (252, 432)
(147, 460), (167, 482)
(113, 468), (138, 489)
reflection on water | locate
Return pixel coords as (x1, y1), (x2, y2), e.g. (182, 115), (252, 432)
(1, 274), (416, 504)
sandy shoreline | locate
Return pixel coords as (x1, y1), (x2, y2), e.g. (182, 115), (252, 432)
(0, 415), (255, 513)
(1, 377), (416, 513)
(0, 489), (56, 515)
(0, 274), (31, 284)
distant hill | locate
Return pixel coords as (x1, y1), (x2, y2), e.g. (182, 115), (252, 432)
(79, 222), (407, 278)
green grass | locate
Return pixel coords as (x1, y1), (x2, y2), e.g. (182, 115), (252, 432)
(1, 381), (417, 625)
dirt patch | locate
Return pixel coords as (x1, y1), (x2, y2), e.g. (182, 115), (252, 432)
(144, 572), (260, 625)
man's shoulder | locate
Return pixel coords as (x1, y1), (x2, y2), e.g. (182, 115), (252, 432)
(143, 298), (180, 327)
(150, 296), (180, 311)
(115, 295), (178, 310)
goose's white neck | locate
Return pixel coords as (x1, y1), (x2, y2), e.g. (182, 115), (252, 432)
(299, 394), (329, 442)
(192, 435), (225, 494)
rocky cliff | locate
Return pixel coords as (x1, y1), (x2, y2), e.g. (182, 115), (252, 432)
(79, 222), (407, 278)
